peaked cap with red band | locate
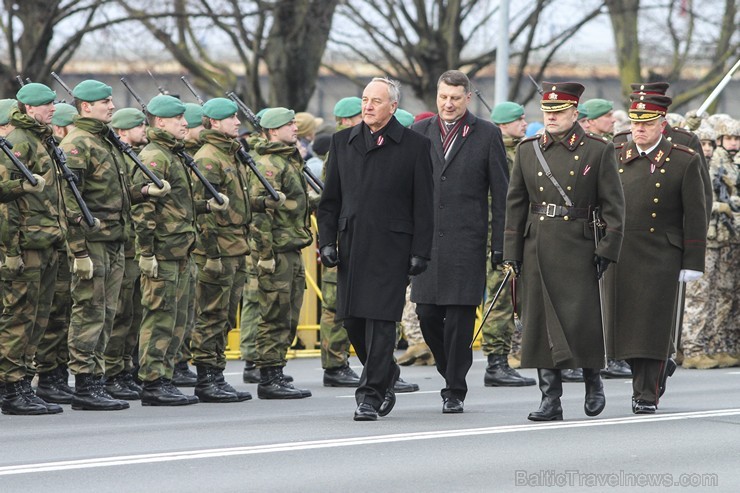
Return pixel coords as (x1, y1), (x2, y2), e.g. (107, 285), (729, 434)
(540, 81), (585, 112)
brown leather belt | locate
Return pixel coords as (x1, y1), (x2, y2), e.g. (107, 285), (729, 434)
(530, 203), (589, 219)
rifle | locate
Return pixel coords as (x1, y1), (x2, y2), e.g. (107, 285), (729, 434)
(180, 76), (280, 201)
(527, 74), (544, 96)
(712, 166), (737, 236)
(119, 77), (147, 112)
(15, 75), (25, 87)
(147, 70), (168, 95)
(45, 136), (96, 227)
(0, 138), (39, 187)
(472, 85), (492, 113)
(470, 268), (512, 348)
(592, 209), (608, 368)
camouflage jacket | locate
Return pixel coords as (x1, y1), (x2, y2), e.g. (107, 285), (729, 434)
(502, 135), (520, 174)
(0, 180), (27, 204)
(60, 117), (131, 254)
(250, 139), (313, 258)
(0, 110), (67, 254)
(184, 137), (202, 156)
(131, 127), (207, 260)
(122, 146), (145, 258)
(707, 147), (740, 246)
(192, 130), (266, 258)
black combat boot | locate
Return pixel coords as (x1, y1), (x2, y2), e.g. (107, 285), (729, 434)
(1, 380), (49, 415)
(528, 369), (563, 421)
(35, 370), (74, 404)
(214, 369), (252, 401)
(484, 354), (536, 387)
(582, 368), (606, 416)
(172, 361), (197, 387)
(279, 367), (311, 397)
(163, 378), (199, 404)
(21, 377), (63, 414)
(257, 367), (308, 399)
(72, 373), (129, 411)
(141, 378), (195, 406)
(195, 366), (239, 403)
(242, 361), (260, 383)
(105, 373), (141, 400)
(323, 365), (361, 387)
(121, 370), (143, 395)
(56, 365), (75, 394)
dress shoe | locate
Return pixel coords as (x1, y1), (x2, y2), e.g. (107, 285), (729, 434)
(195, 366), (239, 403)
(484, 354), (536, 387)
(172, 361), (197, 387)
(658, 358), (677, 397)
(72, 374), (130, 411)
(242, 361), (261, 383)
(561, 368), (584, 382)
(379, 366), (400, 417)
(397, 343), (433, 366)
(257, 367), (309, 399)
(601, 359), (632, 378)
(393, 377), (419, 393)
(105, 374), (141, 400)
(582, 368), (605, 417)
(528, 369), (563, 421)
(323, 365), (361, 387)
(442, 397), (464, 414)
(35, 369), (74, 404)
(354, 402), (378, 421)
(141, 378), (194, 406)
(633, 399), (657, 414)
(1, 381), (49, 415)
(682, 354), (718, 369)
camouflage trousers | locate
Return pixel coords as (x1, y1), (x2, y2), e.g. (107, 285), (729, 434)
(138, 257), (191, 382)
(34, 249), (71, 374)
(68, 241), (124, 376)
(103, 256), (142, 378)
(239, 256), (259, 362)
(319, 265), (350, 370)
(683, 245), (739, 357)
(401, 284), (424, 345)
(191, 254), (247, 369)
(480, 264), (521, 356)
(176, 257), (197, 365)
(254, 250), (305, 369)
(0, 249), (58, 383)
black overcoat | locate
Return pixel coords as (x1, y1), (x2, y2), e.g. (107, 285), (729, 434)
(317, 117), (434, 322)
(409, 111), (509, 305)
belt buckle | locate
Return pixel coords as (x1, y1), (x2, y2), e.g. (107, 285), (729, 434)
(546, 203), (557, 217)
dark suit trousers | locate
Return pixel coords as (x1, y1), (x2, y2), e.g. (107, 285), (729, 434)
(416, 304), (476, 400)
(343, 317), (398, 409)
(628, 358), (663, 404)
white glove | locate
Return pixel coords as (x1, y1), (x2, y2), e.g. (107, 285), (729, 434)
(4, 255), (24, 275)
(145, 179), (171, 198)
(22, 174), (46, 193)
(678, 269), (703, 282)
(208, 193), (230, 212)
(264, 191), (287, 209)
(257, 257), (276, 274)
(139, 255), (158, 278)
(73, 255), (94, 280)
(204, 257), (223, 275)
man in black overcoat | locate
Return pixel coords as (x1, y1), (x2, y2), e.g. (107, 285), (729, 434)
(410, 70), (510, 413)
(317, 77), (434, 421)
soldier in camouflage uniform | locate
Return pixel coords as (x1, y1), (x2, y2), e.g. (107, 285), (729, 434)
(683, 120), (740, 369)
(33, 102), (78, 405)
(480, 102), (535, 387)
(61, 79), (146, 411)
(250, 107), (315, 399)
(0, 84), (62, 415)
(580, 99), (616, 141)
(101, 108), (150, 401)
(191, 98), (284, 403)
(132, 95), (228, 406)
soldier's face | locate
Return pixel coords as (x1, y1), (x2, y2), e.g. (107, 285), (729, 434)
(437, 82), (471, 123)
(120, 123), (147, 146)
(85, 97), (115, 123)
(589, 111), (615, 136)
(212, 113), (240, 139)
(700, 140), (715, 159)
(270, 120), (298, 146)
(631, 118), (666, 148)
(158, 114), (188, 140)
(362, 81), (397, 132)
(27, 102), (55, 125)
(500, 116), (527, 139)
(720, 135), (740, 152)
(543, 107), (578, 136)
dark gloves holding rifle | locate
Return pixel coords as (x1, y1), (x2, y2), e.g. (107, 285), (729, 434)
(593, 255), (611, 280)
(408, 256), (428, 276)
(320, 244), (339, 268)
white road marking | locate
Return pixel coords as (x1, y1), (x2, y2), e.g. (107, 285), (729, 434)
(335, 390), (439, 398)
(1, 408), (739, 476)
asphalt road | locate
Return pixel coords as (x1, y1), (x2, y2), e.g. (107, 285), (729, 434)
(1, 352), (738, 492)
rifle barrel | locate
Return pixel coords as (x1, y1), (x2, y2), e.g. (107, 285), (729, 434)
(0, 138), (38, 186)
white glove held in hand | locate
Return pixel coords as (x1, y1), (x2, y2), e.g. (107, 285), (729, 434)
(146, 179), (171, 198)
(22, 174), (46, 193)
(4, 255), (24, 275)
(208, 193), (230, 212)
(73, 256), (94, 280)
(257, 257), (276, 274)
(139, 255), (158, 278)
(678, 269), (702, 282)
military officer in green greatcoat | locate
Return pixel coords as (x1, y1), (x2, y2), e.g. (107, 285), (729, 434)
(503, 82), (625, 422)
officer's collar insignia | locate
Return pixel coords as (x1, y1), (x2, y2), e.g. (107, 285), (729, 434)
(568, 133), (577, 147)
(462, 125), (470, 137)
(654, 149), (664, 163)
(377, 135), (384, 146)
(625, 148), (632, 159)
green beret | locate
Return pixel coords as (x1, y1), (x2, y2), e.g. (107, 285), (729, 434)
(582, 98), (614, 120)
(0, 99), (18, 125)
(202, 98), (238, 121)
(333, 97), (361, 118)
(111, 108), (146, 130)
(184, 103), (204, 128)
(577, 104), (588, 120)
(72, 79), (112, 102)
(51, 103), (78, 127)
(394, 109), (414, 127)
(260, 107), (295, 129)
(255, 108), (271, 120)
(491, 102), (524, 124)
(16, 83), (56, 106)
(147, 95), (186, 118)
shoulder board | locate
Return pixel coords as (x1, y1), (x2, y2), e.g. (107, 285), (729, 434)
(520, 134), (540, 144)
(585, 132), (609, 144)
(613, 141), (627, 149)
(670, 142), (695, 155)
(670, 126), (693, 137)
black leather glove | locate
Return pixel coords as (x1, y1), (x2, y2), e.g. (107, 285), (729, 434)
(491, 250), (503, 270)
(319, 244), (339, 267)
(593, 255), (611, 280)
(502, 260), (521, 277)
(408, 256), (428, 276)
